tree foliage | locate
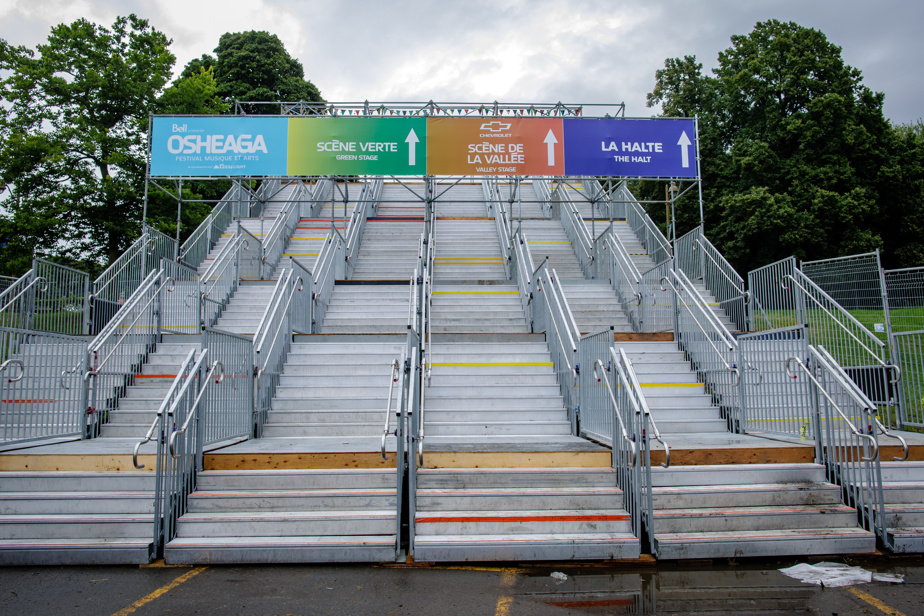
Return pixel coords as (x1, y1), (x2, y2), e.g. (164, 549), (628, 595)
(186, 31), (323, 114)
(645, 20), (918, 272)
(0, 15), (174, 274)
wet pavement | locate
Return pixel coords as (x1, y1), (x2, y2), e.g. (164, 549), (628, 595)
(1, 555), (922, 615)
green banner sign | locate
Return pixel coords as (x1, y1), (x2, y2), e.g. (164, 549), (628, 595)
(287, 118), (426, 175)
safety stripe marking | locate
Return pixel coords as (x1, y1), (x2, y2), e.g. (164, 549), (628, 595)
(640, 382), (704, 388)
(432, 291), (519, 295)
(112, 566), (208, 616)
(431, 362), (554, 367)
(417, 514), (629, 524)
(846, 586), (907, 616)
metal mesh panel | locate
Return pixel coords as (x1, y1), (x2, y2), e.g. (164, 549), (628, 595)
(893, 331), (924, 427)
(0, 327), (87, 444)
(639, 260), (674, 333)
(32, 259), (90, 335)
(885, 267), (924, 333)
(202, 328), (253, 444)
(803, 252), (887, 345)
(738, 326), (813, 438)
(160, 259), (200, 335)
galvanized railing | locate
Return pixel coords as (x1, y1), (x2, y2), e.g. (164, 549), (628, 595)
(579, 328), (623, 442)
(311, 232), (345, 333)
(33, 258), (91, 336)
(748, 256), (799, 331)
(200, 228), (261, 329)
(533, 263), (581, 428)
(201, 327), (252, 443)
(85, 269), (164, 438)
(133, 347), (198, 554)
(159, 259), (199, 335)
(0, 270), (42, 332)
(305, 178), (333, 217)
(676, 226), (748, 332)
(483, 178), (514, 277)
(615, 181), (672, 266)
(237, 225), (263, 280)
(253, 268), (309, 435)
(179, 184), (241, 270)
(661, 268), (741, 424)
(92, 226), (176, 334)
(531, 178), (552, 217)
(159, 350), (224, 554)
(786, 345), (889, 547)
(403, 330), (421, 562)
(892, 330), (924, 426)
(737, 325), (813, 438)
(260, 183), (304, 279)
(639, 259), (674, 333)
(417, 232), (433, 465)
(511, 231), (536, 324)
(0, 327), (88, 444)
(595, 229), (642, 331)
(559, 189), (594, 278)
(344, 178), (382, 273)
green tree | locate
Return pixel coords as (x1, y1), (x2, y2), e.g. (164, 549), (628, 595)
(0, 15), (174, 273)
(647, 20), (898, 273)
(157, 66), (227, 115)
(204, 30), (323, 114)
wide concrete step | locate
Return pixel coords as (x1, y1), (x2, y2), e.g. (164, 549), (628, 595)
(164, 536), (397, 564)
(415, 509), (631, 535)
(175, 511), (396, 537)
(654, 528), (875, 560)
(0, 539), (153, 565)
(411, 533), (640, 562)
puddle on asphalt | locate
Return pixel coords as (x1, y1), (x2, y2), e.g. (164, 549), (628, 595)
(516, 559), (920, 614)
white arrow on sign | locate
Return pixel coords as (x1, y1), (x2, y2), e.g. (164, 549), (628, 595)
(678, 131), (692, 168)
(406, 129), (419, 166)
(544, 129), (558, 166)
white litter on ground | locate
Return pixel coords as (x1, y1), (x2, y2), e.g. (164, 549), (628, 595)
(550, 571), (568, 581)
(780, 562), (904, 587)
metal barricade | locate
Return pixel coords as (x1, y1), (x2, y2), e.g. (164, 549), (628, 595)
(533, 264), (581, 429)
(617, 181), (672, 266)
(179, 184), (238, 271)
(156, 350), (223, 554)
(577, 328), (616, 439)
(133, 348), (198, 551)
(32, 258), (90, 335)
(559, 190), (594, 278)
(159, 259), (199, 335)
(747, 256), (799, 331)
(311, 232), (345, 333)
(92, 227), (176, 334)
(253, 269), (308, 436)
(202, 328), (252, 444)
(85, 270), (163, 439)
(260, 184), (304, 279)
(0, 269), (41, 332)
(0, 327), (88, 444)
(893, 330), (924, 426)
(884, 266), (924, 333)
(676, 226), (748, 332)
(596, 229), (642, 331)
(661, 269), (741, 426)
(787, 345), (888, 547)
(237, 225), (263, 280)
(738, 325), (812, 438)
(639, 259), (674, 333)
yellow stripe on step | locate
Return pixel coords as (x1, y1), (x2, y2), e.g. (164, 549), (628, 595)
(640, 382), (705, 387)
(431, 362), (554, 367)
(432, 291), (519, 295)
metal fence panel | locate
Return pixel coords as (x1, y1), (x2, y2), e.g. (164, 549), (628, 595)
(33, 258), (90, 335)
(893, 330), (924, 427)
(884, 267), (924, 334)
(676, 226), (747, 332)
(639, 260), (674, 333)
(577, 329), (614, 443)
(738, 326), (813, 438)
(202, 328), (253, 444)
(0, 327), (87, 444)
(747, 256), (799, 331)
(160, 259), (200, 335)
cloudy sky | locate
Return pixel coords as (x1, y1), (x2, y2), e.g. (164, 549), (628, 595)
(1, 0), (922, 124)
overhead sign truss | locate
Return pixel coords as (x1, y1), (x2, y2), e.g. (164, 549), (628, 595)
(150, 111), (699, 179)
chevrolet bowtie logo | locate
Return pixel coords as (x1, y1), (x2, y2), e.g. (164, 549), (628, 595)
(480, 121), (512, 131)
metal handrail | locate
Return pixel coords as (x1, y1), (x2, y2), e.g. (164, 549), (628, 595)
(785, 355), (879, 461)
(88, 277), (174, 376)
(661, 275), (740, 386)
(593, 359), (636, 467)
(0, 276), (47, 314)
(255, 275), (304, 386)
(170, 361), (224, 458)
(252, 272), (289, 354)
(674, 268), (737, 348)
(0, 358), (24, 382)
(199, 231), (240, 283)
(134, 348), (197, 469)
(408, 269), (418, 332)
(90, 269), (161, 350)
(782, 273), (900, 384)
(536, 269), (577, 368)
(695, 237), (745, 296)
(618, 348), (670, 468)
(551, 267), (582, 338)
(607, 232), (642, 284)
(382, 358), (401, 460)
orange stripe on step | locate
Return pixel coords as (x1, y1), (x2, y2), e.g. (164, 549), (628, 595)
(416, 514), (629, 524)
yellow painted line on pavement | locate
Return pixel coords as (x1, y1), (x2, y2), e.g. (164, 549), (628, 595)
(846, 586), (907, 616)
(495, 568), (518, 616)
(112, 566), (207, 616)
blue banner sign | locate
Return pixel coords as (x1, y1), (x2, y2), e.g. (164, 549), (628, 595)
(150, 116), (288, 176)
(562, 118), (698, 178)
